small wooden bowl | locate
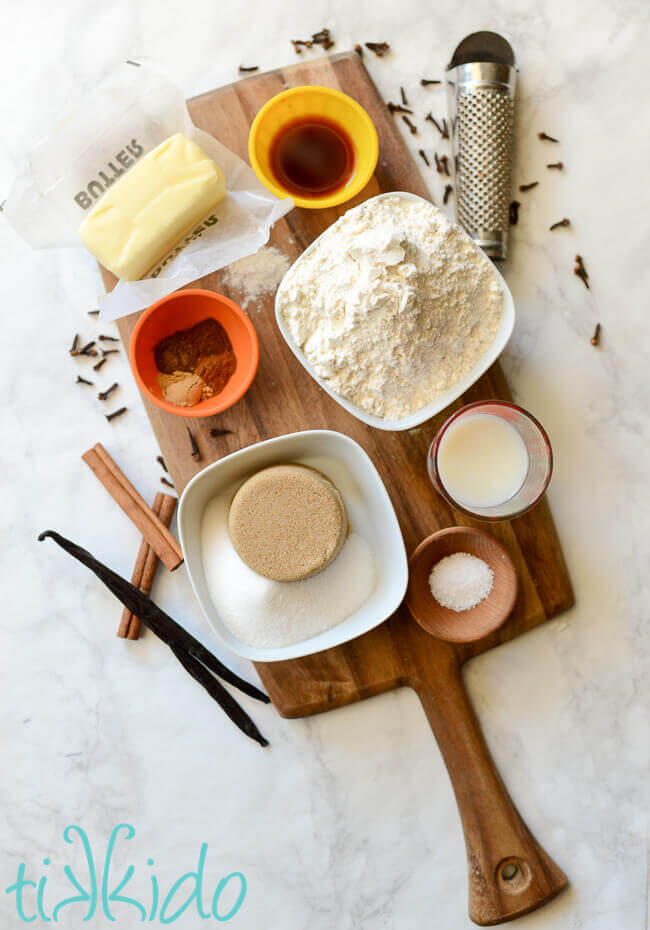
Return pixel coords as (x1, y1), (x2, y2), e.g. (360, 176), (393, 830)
(406, 527), (518, 643)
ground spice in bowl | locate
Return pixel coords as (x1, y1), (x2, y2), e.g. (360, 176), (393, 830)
(154, 318), (237, 407)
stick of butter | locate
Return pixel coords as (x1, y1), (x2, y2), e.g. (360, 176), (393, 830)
(79, 133), (226, 281)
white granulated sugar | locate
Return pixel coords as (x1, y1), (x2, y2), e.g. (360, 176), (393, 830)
(201, 487), (376, 648)
(222, 245), (291, 309)
(277, 194), (504, 419)
(428, 552), (494, 612)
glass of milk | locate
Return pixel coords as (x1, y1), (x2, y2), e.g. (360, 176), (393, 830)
(428, 401), (553, 520)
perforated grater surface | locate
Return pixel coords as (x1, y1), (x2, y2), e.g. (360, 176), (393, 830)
(446, 32), (516, 260)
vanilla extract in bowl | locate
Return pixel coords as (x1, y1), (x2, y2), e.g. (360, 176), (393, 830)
(269, 116), (355, 197)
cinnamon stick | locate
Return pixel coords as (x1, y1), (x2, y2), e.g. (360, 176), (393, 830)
(82, 443), (183, 571)
(119, 493), (177, 639)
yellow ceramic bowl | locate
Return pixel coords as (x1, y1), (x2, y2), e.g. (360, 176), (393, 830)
(248, 86), (379, 209)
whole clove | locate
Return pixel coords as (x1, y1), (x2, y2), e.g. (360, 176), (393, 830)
(87, 310), (100, 317)
(550, 218), (571, 231)
(93, 357), (108, 373)
(509, 200), (521, 225)
(590, 323), (601, 346)
(519, 181), (539, 192)
(106, 406), (127, 422)
(156, 454), (168, 472)
(434, 152), (442, 173)
(292, 28), (334, 53)
(538, 131), (560, 142)
(70, 334), (79, 354)
(547, 161), (563, 170)
(354, 44), (363, 57)
(71, 339), (98, 358)
(101, 348), (119, 357)
(443, 184), (453, 205)
(98, 382), (119, 401)
(425, 113), (449, 139)
(365, 41), (390, 57)
(76, 375), (93, 386)
(574, 254), (590, 289)
(238, 65), (259, 73)
(418, 149), (430, 167)
(161, 476), (175, 489)
(402, 115), (418, 135)
(439, 154), (450, 177)
(98, 334), (119, 342)
(400, 86), (408, 106)
(420, 78), (441, 86)
(209, 428), (233, 438)
(37, 530), (270, 746)
(187, 427), (200, 460)
(387, 102), (413, 115)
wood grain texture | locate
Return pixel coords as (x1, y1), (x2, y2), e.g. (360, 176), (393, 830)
(102, 52), (573, 925)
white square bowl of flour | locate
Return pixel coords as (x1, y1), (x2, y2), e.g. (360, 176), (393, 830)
(178, 429), (408, 662)
(275, 192), (515, 431)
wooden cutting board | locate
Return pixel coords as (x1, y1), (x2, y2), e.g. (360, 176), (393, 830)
(102, 52), (574, 926)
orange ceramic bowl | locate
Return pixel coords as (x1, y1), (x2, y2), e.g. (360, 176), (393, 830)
(129, 289), (259, 418)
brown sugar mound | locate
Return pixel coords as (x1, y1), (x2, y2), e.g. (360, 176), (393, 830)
(228, 464), (348, 582)
(154, 318), (232, 374)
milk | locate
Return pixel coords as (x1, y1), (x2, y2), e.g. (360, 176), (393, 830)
(437, 413), (529, 508)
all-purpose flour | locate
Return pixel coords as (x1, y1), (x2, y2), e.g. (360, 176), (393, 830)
(277, 195), (504, 420)
(201, 485), (376, 648)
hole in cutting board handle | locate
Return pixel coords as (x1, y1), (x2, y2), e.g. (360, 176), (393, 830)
(495, 857), (532, 895)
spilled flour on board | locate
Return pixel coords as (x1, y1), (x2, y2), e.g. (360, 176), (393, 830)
(222, 245), (291, 309)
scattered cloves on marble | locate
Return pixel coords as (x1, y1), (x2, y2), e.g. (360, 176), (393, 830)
(106, 407), (127, 422)
(365, 41), (390, 57)
(291, 28), (334, 53)
(400, 86), (408, 106)
(87, 309), (100, 317)
(402, 115), (418, 135)
(93, 357), (107, 372)
(70, 334), (79, 355)
(574, 254), (590, 289)
(101, 348), (119, 357)
(238, 65), (259, 73)
(157, 455), (168, 472)
(547, 161), (563, 170)
(420, 78), (441, 86)
(418, 149), (430, 167)
(538, 131), (560, 142)
(590, 323), (601, 346)
(187, 427), (201, 460)
(509, 200), (521, 225)
(161, 476), (175, 489)
(519, 181), (539, 192)
(443, 184), (453, 205)
(387, 102), (413, 115)
(98, 382), (119, 401)
(79, 340), (97, 357)
(439, 154), (450, 177)
(434, 152), (442, 173)
(425, 113), (449, 139)
(76, 375), (93, 386)
(98, 334), (119, 342)
(550, 218), (571, 231)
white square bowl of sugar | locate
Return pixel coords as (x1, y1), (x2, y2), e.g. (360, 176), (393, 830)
(275, 191), (515, 432)
(178, 429), (408, 662)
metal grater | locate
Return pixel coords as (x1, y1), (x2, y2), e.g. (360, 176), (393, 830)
(446, 32), (516, 260)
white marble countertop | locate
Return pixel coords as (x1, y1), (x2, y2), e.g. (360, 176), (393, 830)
(1, 1), (648, 928)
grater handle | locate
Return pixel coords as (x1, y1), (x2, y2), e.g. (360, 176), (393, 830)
(409, 640), (568, 925)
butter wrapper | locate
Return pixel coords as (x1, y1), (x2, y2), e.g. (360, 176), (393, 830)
(3, 61), (293, 320)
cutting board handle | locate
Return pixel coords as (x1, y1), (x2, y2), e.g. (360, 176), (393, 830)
(412, 647), (567, 925)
